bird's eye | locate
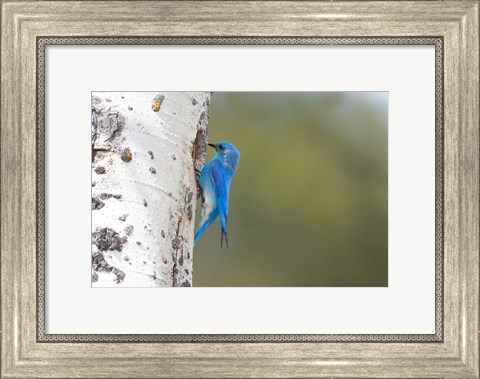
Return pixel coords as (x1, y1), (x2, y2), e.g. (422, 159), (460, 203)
(218, 144), (224, 150)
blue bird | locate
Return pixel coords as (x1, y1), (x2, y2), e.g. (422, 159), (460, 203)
(194, 142), (240, 248)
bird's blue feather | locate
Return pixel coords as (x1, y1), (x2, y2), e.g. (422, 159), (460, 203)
(194, 209), (218, 246)
(211, 160), (230, 247)
(194, 142), (240, 248)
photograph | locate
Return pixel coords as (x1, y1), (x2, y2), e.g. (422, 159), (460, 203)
(91, 91), (388, 287)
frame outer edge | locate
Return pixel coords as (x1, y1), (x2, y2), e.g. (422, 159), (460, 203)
(1, 0), (22, 376)
(458, 2), (479, 377)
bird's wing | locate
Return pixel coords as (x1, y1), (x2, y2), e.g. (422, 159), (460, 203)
(211, 160), (229, 247)
(194, 161), (219, 246)
(211, 160), (229, 221)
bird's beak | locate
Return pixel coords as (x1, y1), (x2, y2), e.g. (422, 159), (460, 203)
(208, 143), (217, 150)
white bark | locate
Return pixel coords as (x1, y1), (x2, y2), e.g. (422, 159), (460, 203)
(91, 92), (209, 287)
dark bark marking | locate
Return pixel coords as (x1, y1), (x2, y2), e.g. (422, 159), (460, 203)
(92, 197), (105, 210)
(112, 267), (126, 284)
(92, 99), (125, 158)
(94, 166), (106, 175)
(183, 190), (194, 221)
(92, 250), (126, 284)
(92, 250), (112, 271)
(192, 109), (209, 198)
(185, 205), (193, 220)
(92, 227), (127, 252)
(171, 216), (183, 287)
(178, 251), (184, 267)
(171, 236), (182, 250)
(103, 113), (125, 143)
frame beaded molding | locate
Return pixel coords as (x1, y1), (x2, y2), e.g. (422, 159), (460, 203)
(36, 36), (444, 343)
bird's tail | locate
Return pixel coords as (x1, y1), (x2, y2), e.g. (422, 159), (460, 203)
(194, 210), (219, 246)
(221, 227), (228, 249)
(220, 214), (228, 249)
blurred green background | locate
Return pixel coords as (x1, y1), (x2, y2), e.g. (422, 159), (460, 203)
(193, 92), (388, 287)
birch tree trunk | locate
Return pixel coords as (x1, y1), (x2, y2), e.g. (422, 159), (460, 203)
(91, 92), (209, 287)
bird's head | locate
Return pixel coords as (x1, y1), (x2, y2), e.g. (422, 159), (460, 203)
(208, 142), (240, 168)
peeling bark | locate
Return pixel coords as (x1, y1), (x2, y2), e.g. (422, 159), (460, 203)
(91, 92), (209, 287)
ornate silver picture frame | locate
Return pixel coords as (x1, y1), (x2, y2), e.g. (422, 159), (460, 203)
(1, 1), (478, 378)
